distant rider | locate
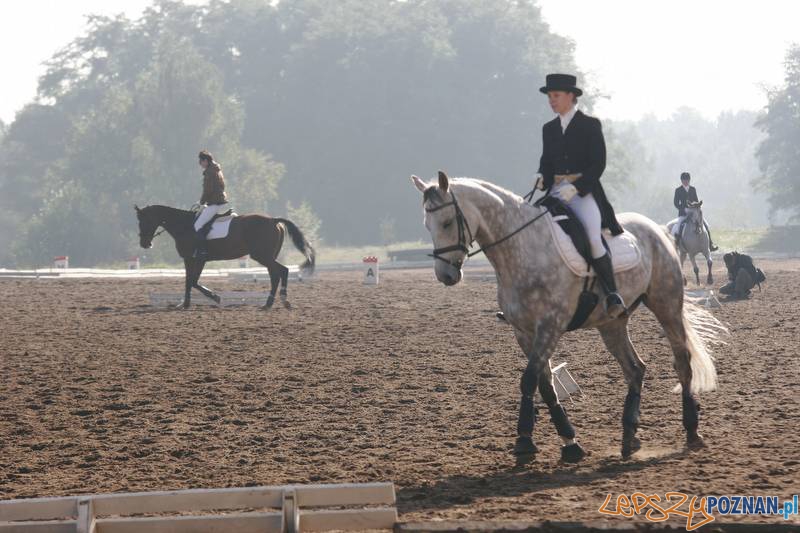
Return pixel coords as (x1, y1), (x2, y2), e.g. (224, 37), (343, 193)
(194, 150), (228, 260)
(669, 172), (718, 251)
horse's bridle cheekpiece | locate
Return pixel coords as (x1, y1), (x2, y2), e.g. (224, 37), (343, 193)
(426, 191), (474, 269)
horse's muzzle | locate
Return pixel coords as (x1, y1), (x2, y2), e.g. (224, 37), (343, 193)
(436, 267), (462, 286)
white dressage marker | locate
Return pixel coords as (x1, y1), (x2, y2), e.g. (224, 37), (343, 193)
(149, 291), (269, 307)
(0, 482), (397, 533)
(54, 256), (69, 269)
(363, 256), (379, 285)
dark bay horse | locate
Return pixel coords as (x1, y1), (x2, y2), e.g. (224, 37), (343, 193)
(135, 205), (315, 309)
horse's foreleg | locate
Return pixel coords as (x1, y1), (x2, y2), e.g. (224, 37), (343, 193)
(598, 319), (646, 458)
(705, 253), (713, 285)
(689, 254), (700, 285)
(538, 364), (585, 463)
(189, 261), (219, 304)
(182, 259), (194, 309)
(680, 251), (688, 286)
(515, 361), (539, 456)
(512, 324), (564, 459)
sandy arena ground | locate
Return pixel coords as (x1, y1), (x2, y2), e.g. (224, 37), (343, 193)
(1, 259), (798, 526)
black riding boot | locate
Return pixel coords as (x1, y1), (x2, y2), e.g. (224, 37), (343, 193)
(592, 253), (627, 319)
(703, 221), (719, 251)
(193, 231), (209, 261)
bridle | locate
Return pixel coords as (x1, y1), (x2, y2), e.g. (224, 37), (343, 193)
(426, 192), (474, 268)
(426, 189), (548, 268)
(138, 219), (166, 245)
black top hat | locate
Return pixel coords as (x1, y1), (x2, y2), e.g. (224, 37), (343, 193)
(539, 73), (583, 96)
(680, 172), (691, 181)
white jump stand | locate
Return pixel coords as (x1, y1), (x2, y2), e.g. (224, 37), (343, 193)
(127, 257), (140, 270)
(54, 256), (69, 269)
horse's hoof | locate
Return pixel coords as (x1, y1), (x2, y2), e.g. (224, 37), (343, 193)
(561, 442), (587, 463)
(283, 300), (292, 310)
(687, 433), (705, 450)
(212, 294), (221, 305)
(622, 436), (642, 459)
(513, 436), (538, 456)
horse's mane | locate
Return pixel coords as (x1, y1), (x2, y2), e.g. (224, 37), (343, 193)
(142, 205), (195, 218)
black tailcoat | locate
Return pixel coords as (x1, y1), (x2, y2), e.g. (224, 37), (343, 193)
(538, 110), (623, 235)
(673, 185), (698, 217)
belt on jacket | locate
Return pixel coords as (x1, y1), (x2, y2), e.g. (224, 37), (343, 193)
(554, 173), (582, 184)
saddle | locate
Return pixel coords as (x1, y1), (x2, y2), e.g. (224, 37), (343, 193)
(538, 196), (642, 278)
(536, 195), (642, 330)
(199, 209), (237, 240)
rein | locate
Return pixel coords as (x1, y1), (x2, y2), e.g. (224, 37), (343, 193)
(426, 189), (548, 267)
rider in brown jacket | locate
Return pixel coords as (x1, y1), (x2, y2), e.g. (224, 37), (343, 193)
(194, 150), (228, 259)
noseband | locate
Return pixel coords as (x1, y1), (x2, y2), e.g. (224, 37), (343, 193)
(426, 192), (474, 268)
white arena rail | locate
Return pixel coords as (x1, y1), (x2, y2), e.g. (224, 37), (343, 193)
(0, 482), (397, 533)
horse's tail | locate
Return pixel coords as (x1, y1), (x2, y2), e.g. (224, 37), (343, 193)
(673, 299), (727, 394)
(275, 218), (316, 274)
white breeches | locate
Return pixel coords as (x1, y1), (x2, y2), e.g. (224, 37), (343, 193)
(552, 183), (606, 259)
(668, 216), (686, 236)
(194, 203), (227, 231)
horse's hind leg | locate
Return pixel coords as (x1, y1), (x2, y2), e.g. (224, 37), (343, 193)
(275, 261), (291, 308)
(644, 292), (704, 449)
(598, 318), (646, 458)
(251, 255), (280, 309)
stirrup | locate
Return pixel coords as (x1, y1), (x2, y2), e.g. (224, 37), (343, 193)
(604, 293), (627, 318)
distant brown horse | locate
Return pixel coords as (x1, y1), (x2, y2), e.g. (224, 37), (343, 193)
(135, 205), (315, 309)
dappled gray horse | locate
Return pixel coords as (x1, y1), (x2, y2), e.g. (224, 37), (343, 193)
(669, 201), (713, 286)
(411, 172), (725, 461)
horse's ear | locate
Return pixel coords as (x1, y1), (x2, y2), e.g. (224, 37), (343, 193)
(438, 170), (449, 193)
(698, 200), (703, 206)
(134, 204), (140, 213)
(411, 175), (427, 193)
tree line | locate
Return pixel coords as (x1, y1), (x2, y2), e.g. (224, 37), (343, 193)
(0, 0), (795, 266)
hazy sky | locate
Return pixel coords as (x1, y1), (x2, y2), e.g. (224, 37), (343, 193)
(1, 1), (798, 124)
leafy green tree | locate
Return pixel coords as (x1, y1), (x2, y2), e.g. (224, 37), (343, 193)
(286, 200), (322, 246)
(755, 44), (800, 221)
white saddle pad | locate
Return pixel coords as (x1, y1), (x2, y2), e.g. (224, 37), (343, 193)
(544, 213), (642, 277)
(207, 214), (237, 240)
